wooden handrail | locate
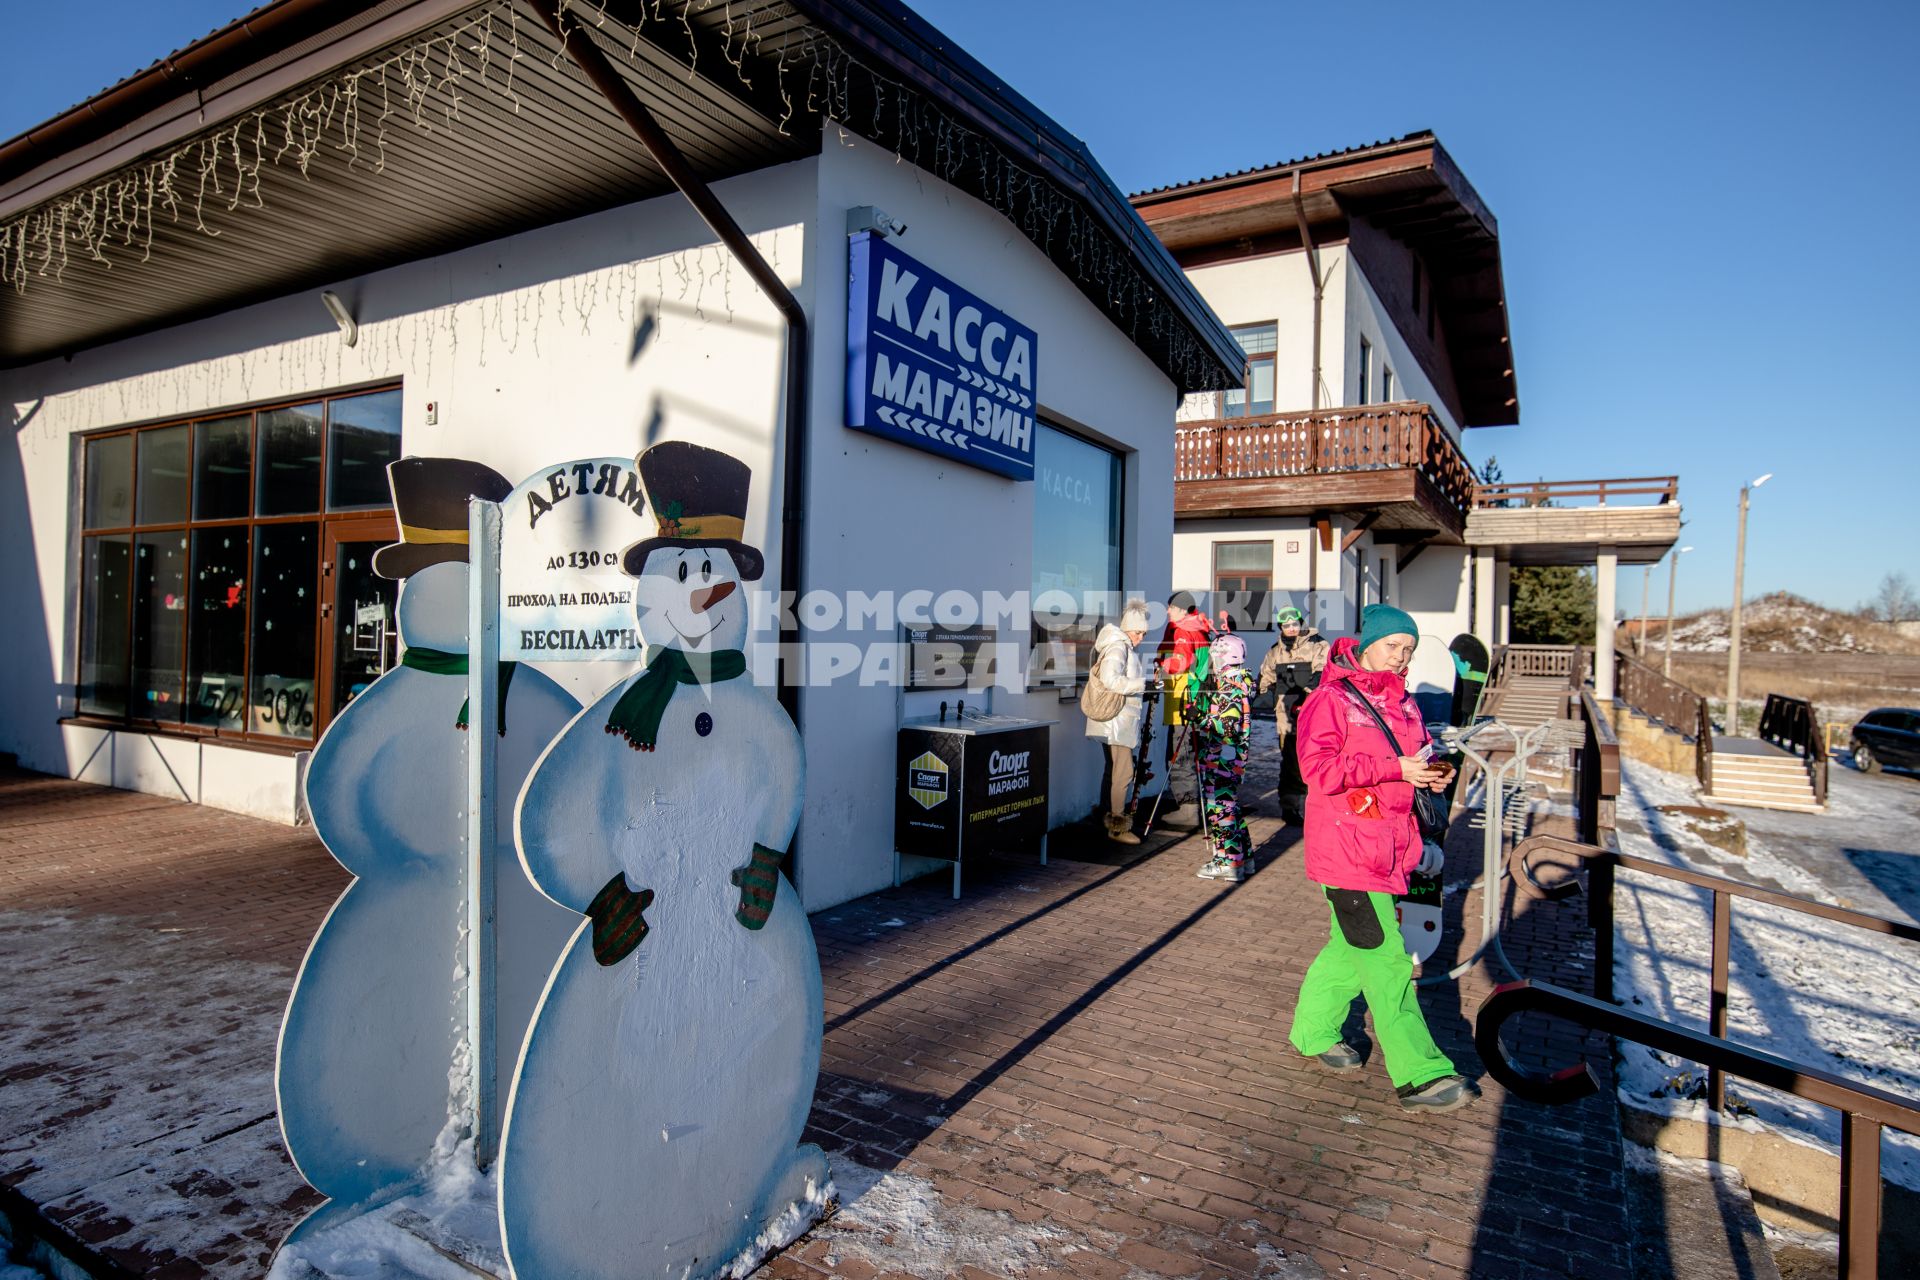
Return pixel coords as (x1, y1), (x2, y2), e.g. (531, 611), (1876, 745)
(1172, 401), (1475, 510)
(1472, 476), (1679, 507)
(1477, 979), (1914, 1279)
(1760, 692), (1830, 806)
(1615, 653), (1704, 740)
(1492, 830), (1920, 1279)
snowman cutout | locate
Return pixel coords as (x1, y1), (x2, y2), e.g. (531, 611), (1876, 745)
(501, 442), (824, 1280)
(277, 458), (580, 1238)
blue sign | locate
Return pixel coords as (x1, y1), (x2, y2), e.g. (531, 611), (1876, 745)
(846, 232), (1037, 481)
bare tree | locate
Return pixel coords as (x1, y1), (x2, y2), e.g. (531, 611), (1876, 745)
(1867, 571), (1919, 622)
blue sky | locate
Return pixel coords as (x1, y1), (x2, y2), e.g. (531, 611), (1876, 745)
(4, 1), (1915, 614)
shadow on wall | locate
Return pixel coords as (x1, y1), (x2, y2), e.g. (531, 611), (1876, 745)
(1, 399), (63, 771)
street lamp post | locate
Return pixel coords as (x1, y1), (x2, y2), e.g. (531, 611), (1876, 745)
(1664, 545), (1693, 679)
(1726, 474), (1772, 733)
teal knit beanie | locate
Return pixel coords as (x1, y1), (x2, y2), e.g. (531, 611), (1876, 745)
(1357, 604), (1418, 655)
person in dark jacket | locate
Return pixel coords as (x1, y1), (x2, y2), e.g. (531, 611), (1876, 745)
(1287, 604), (1470, 1112)
(1257, 606), (1329, 824)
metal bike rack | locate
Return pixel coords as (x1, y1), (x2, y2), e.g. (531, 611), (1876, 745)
(1416, 717), (1554, 986)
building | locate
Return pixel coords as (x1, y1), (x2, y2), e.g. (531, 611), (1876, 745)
(0, 0), (1242, 910)
(1131, 133), (1681, 704)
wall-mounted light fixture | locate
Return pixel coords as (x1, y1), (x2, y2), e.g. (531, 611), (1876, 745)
(846, 205), (908, 239)
(321, 290), (358, 348)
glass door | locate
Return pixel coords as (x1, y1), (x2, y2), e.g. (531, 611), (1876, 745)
(319, 518), (400, 730)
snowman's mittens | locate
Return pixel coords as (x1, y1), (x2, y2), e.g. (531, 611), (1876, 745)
(731, 843), (784, 930)
(587, 873), (655, 966)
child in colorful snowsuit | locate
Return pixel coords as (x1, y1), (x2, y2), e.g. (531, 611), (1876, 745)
(1196, 631), (1255, 881)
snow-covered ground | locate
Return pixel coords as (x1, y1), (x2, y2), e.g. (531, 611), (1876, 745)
(270, 1145), (1114, 1279)
(1608, 759), (1920, 1189)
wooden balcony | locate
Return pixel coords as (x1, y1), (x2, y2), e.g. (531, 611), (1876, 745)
(1173, 402), (1476, 542)
(1465, 476), (1683, 566)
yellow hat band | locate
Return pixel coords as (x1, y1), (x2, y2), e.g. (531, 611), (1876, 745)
(658, 514), (746, 541)
(399, 524), (470, 546)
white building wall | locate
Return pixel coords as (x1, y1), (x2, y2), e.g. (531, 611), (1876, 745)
(796, 129), (1178, 911)
(2, 126), (1184, 910)
(1343, 256), (1461, 437)
(1, 160), (817, 822)
(1174, 245), (1350, 420)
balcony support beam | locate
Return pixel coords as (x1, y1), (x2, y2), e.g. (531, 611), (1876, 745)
(1340, 512), (1380, 553)
(1595, 545), (1619, 702)
(1475, 550), (1497, 642)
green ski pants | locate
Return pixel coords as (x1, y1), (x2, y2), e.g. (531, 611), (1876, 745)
(1288, 888), (1456, 1090)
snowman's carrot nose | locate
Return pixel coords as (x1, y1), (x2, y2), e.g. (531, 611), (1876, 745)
(690, 581), (736, 613)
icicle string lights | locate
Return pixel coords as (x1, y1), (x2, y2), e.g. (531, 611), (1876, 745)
(0, 0), (1224, 392)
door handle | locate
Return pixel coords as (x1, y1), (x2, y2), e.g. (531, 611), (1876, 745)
(321, 603), (333, 618)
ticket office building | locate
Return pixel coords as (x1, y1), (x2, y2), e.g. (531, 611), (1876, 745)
(0, 0), (1240, 910)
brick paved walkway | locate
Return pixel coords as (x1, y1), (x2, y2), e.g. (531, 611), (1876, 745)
(0, 727), (1631, 1280)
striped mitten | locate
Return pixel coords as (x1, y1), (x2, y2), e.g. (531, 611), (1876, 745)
(730, 844), (784, 930)
(587, 873), (654, 966)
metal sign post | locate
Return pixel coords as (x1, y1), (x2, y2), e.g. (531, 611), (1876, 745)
(465, 498), (504, 1168)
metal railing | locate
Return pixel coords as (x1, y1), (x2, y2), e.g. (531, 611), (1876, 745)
(1760, 692), (1831, 807)
(1615, 653), (1704, 739)
(1172, 401), (1476, 510)
(1570, 692), (1620, 847)
(1477, 978), (1917, 1280)
(1493, 834), (1920, 1279)
(1471, 476), (1679, 507)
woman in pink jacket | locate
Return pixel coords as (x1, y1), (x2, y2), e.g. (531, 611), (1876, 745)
(1286, 605), (1470, 1112)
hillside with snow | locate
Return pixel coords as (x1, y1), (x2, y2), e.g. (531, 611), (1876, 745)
(1656, 592), (1920, 655)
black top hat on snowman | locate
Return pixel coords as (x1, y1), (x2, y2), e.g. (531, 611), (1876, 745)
(619, 441), (764, 581)
(372, 456), (513, 580)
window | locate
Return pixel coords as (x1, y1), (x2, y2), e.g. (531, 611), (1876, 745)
(75, 386), (403, 743)
(1213, 541), (1273, 630)
(1220, 322), (1277, 419)
(1382, 366), (1395, 404)
(1356, 338), (1373, 406)
(1032, 422), (1124, 683)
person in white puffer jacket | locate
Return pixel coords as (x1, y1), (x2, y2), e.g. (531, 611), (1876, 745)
(1086, 600), (1152, 845)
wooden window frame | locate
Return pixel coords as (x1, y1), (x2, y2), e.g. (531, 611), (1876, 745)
(1357, 337), (1374, 406)
(72, 382), (403, 749)
(1218, 321), (1278, 419)
(1212, 540), (1274, 630)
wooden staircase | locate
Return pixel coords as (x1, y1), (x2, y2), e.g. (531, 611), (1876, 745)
(1704, 738), (1825, 814)
(1489, 675), (1567, 730)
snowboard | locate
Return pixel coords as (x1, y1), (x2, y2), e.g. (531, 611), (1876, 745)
(1448, 633), (1491, 727)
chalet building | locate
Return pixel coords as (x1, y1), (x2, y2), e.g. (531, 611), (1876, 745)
(1131, 133), (1681, 705)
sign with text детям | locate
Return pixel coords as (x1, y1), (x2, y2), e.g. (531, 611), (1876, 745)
(498, 458), (652, 661)
(846, 232), (1037, 481)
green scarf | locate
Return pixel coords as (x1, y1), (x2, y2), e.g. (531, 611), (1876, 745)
(604, 647), (746, 751)
(399, 646), (517, 733)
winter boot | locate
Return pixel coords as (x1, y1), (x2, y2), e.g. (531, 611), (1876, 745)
(1396, 1074), (1472, 1112)
(1104, 813), (1141, 846)
(1312, 1041), (1365, 1073)
(1160, 801), (1201, 831)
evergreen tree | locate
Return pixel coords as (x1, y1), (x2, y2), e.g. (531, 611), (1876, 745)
(1510, 565), (1597, 644)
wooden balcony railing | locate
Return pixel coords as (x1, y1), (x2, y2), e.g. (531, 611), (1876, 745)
(1173, 401), (1476, 511)
(1472, 476), (1678, 507)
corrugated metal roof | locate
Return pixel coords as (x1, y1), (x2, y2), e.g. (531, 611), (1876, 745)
(1129, 131), (1437, 199)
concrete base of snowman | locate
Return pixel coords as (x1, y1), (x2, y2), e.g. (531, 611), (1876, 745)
(500, 447), (828, 1280)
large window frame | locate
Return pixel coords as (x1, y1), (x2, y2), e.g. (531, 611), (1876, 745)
(1213, 540), (1274, 631)
(1219, 321), (1278, 419)
(72, 383), (403, 748)
(1030, 420), (1127, 687)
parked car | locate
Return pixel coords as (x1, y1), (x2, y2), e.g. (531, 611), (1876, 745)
(1849, 708), (1920, 774)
